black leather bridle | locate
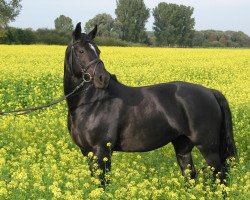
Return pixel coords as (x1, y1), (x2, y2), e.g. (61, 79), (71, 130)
(70, 41), (103, 83)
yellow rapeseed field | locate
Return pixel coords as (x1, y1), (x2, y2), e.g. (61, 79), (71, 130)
(0, 45), (249, 199)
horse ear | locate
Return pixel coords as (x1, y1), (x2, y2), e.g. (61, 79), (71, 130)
(73, 22), (82, 41)
(88, 25), (97, 40)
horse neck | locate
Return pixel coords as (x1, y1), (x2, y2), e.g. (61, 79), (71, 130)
(64, 71), (109, 113)
(64, 66), (141, 112)
(107, 78), (140, 102)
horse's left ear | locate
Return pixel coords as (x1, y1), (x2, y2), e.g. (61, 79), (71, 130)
(88, 25), (97, 40)
(73, 22), (82, 41)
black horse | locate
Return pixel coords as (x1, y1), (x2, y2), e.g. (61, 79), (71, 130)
(64, 23), (237, 185)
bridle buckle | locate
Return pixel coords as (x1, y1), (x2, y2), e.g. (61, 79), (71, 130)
(83, 73), (92, 82)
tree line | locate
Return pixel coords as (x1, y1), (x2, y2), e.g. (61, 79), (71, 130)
(1, 0), (250, 47)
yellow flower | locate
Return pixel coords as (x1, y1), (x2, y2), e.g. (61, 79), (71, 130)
(0, 187), (8, 196)
(103, 157), (108, 162)
(88, 152), (94, 158)
(152, 177), (158, 184)
(190, 194), (196, 199)
(88, 188), (104, 198)
(106, 142), (112, 147)
(83, 183), (90, 188)
(65, 182), (73, 189)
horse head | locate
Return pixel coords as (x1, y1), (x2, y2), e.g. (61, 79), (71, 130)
(66, 22), (110, 89)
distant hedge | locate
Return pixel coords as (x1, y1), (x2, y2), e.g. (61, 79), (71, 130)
(94, 37), (129, 46)
(1, 27), (250, 47)
(193, 30), (250, 48)
(0, 27), (71, 45)
(0, 28), (129, 46)
(0, 28), (36, 44)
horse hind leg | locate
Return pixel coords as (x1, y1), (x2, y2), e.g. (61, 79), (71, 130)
(196, 144), (226, 182)
(172, 135), (196, 179)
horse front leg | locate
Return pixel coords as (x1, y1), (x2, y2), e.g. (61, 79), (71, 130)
(82, 145), (112, 188)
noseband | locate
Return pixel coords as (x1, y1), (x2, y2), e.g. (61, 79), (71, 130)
(70, 41), (103, 83)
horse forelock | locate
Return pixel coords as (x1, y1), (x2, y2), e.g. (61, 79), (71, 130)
(80, 33), (91, 44)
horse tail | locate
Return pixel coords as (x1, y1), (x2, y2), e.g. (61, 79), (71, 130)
(212, 89), (237, 165)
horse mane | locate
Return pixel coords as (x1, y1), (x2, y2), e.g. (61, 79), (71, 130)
(110, 74), (119, 82)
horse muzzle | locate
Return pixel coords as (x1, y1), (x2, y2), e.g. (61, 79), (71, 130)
(93, 71), (110, 89)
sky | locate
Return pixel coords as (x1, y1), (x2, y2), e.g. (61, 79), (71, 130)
(10, 0), (250, 35)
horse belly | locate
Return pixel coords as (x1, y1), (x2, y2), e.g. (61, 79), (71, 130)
(118, 114), (178, 152)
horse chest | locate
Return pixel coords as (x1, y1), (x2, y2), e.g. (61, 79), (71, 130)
(69, 115), (93, 148)
(70, 111), (112, 148)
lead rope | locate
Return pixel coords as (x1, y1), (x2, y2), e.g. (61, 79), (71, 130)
(0, 80), (86, 116)
(0, 42), (102, 117)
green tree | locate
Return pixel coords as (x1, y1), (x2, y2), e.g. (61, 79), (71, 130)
(115, 0), (150, 43)
(84, 13), (121, 38)
(54, 15), (73, 33)
(0, 0), (22, 27)
(192, 31), (204, 47)
(153, 3), (195, 46)
(233, 31), (250, 47)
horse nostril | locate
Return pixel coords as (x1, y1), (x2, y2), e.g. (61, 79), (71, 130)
(99, 75), (103, 82)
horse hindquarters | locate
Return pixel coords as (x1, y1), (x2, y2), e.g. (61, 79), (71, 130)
(193, 89), (237, 182)
(176, 83), (226, 180)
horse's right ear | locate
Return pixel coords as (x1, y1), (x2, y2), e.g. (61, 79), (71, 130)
(73, 22), (82, 41)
